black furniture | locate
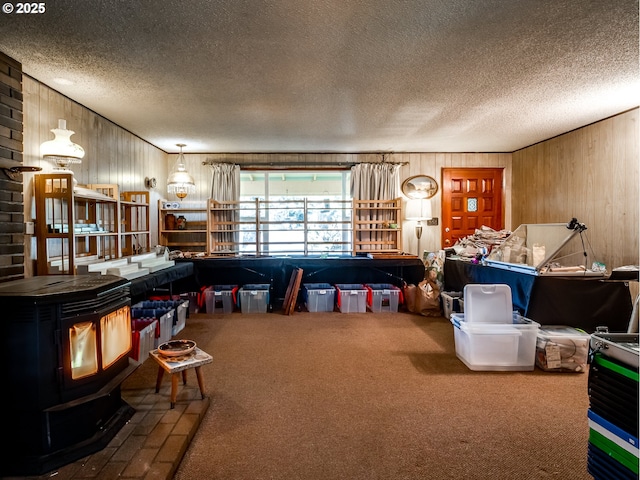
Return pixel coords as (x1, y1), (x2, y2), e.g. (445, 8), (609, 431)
(444, 257), (633, 332)
(184, 255), (425, 310)
(129, 261), (196, 302)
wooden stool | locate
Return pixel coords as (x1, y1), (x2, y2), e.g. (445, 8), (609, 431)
(149, 347), (213, 408)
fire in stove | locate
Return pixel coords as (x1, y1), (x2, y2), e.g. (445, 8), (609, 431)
(0, 275), (139, 476)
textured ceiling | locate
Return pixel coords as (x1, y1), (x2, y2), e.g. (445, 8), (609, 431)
(1, 0), (638, 154)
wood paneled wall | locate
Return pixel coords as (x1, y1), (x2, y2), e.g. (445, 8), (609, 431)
(0, 52), (25, 282)
(21, 76), (168, 276)
(512, 109), (639, 271)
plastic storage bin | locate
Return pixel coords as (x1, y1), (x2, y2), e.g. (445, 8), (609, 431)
(238, 284), (270, 313)
(180, 291), (200, 314)
(168, 299), (189, 335)
(334, 284), (367, 313)
(303, 283), (336, 312)
(130, 318), (157, 362)
(441, 291), (464, 319)
(131, 301), (175, 347)
(365, 283), (401, 312)
(204, 285), (238, 314)
(463, 284), (513, 323)
(535, 325), (591, 372)
(450, 313), (540, 371)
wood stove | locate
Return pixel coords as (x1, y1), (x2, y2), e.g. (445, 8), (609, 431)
(0, 275), (138, 476)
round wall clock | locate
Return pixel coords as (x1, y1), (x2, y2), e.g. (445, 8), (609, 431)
(401, 175), (438, 199)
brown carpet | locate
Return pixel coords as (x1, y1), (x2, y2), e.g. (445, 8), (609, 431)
(125, 310), (592, 480)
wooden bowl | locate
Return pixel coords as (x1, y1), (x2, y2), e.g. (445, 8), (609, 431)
(157, 339), (196, 357)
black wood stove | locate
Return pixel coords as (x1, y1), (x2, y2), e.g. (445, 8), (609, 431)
(0, 275), (138, 476)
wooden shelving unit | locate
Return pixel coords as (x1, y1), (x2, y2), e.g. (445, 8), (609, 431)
(34, 173), (120, 275)
(120, 191), (150, 256)
(208, 199), (258, 255)
(158, 200), (208, 253)
(352, 198), (403, 255)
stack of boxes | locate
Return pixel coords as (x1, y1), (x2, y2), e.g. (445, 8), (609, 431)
(302, 282), (404, 313)
(450, 284), (540, 371)
(129, 297), (189, 362)
(196, 281), (408, 314)
(587, 333), (639, 480)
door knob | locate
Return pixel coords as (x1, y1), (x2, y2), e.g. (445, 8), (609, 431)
(445, 239), (450, 245)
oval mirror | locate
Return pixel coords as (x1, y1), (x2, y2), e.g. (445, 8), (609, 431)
(401, 175), (438, 199)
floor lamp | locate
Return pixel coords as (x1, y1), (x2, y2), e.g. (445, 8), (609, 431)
(406, 199), (432, 258)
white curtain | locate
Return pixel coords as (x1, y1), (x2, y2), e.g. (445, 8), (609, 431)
(210, 163), (240, 200)
(350, 162), (401, 200)
(209, 163), (240, 252)
(350, 163), (402, 252)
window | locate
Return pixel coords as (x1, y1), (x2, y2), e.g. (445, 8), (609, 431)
(240, 171), (352, 255)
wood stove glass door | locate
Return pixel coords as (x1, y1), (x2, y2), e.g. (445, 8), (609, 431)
(69, 321), (98, 379)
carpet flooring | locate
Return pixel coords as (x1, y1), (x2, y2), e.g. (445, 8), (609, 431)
(127, 310), (593, 480)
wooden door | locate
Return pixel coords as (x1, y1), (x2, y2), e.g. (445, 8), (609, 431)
(441, 168), (504, 248)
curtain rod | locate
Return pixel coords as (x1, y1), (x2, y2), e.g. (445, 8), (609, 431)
(202, 160), (408, 167)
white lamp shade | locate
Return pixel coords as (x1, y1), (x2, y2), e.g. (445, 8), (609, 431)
(405, 199), (432, 221)
(167, 145), (196, 199)
(167, 169), (196, 186)
(40, 119), (85, 159)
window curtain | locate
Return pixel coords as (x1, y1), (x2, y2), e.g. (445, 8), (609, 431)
(350, 162), (401, 201)
(350, 163), (402, 252)
(209, 163), (240, 253)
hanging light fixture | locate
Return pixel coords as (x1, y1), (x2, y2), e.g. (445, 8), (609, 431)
(40, 119), (85, 170)
(167, 143), (196, 200)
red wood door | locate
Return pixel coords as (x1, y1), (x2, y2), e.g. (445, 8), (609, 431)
(441, 168), (504, 248)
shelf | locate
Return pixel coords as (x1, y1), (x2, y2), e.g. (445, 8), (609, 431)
(35, 174), (121, 275)
(352, 198), (403, 255)
(120, 191), (150, 256)
(158, 200), (208, 253)
(34, 177), (156, 273)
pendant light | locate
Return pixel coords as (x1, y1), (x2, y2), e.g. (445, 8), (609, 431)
(167, 143), (196, 200)
(40, 119), (85, 170)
